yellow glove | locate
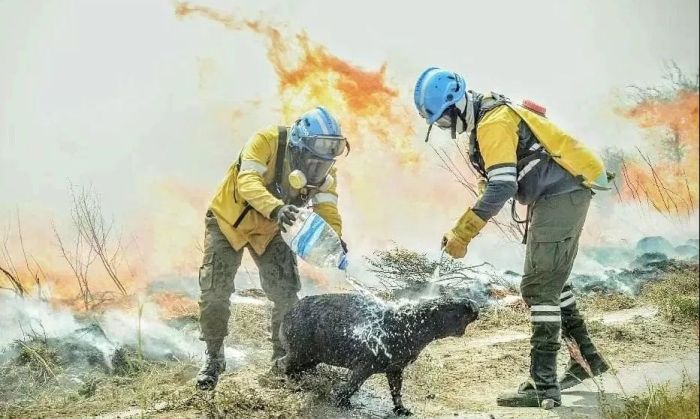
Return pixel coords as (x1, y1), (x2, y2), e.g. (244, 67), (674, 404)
(441, 209), (487, 258)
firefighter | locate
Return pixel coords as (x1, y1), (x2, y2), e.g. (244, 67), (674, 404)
(414, 67), (611, 408)
(196, 106), (347, 390)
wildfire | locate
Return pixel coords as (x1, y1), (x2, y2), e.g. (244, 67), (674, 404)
(151, 292), (198, 319)
(174, 1), (469, 259)
(618, 90), (699, 215)
(175, 2), (418, 163)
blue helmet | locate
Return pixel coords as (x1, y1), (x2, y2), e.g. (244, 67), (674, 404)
(414, 67), (467, 124)
(290, 106), (346, 159)
(288, 106), (347, 187)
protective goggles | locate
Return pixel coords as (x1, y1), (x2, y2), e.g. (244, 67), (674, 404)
(289, 146), (336, 187)
(300, 135), (348, 158)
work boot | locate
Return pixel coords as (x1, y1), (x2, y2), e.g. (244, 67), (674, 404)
(497, 350), (561, 409)
(196, 340), (226, 391)
(559, 353), (610, 390)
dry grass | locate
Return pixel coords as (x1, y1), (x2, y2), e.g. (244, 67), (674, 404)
(473, 301), (530, 330)
(641, 270), (699, 324)
(579, 292), (638, 312)
(228, 301), (272, 347)
(2, 268), (699, 418)
(601, 376), (699, 419)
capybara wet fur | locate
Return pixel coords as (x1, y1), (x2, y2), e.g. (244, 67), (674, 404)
(276, 293), (479, 415)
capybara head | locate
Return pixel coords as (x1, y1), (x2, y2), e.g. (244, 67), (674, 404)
(423, 297), (479, 338)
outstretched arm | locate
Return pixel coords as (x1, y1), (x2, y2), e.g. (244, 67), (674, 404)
(443, 106), (519, 258)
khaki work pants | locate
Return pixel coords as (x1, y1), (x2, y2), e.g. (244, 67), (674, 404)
(198, 211), (300, 355)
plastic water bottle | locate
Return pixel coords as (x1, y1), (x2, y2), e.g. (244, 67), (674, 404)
(281, 207), (348, 270)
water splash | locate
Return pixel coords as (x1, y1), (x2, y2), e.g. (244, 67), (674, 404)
(351, 304), (393, 359)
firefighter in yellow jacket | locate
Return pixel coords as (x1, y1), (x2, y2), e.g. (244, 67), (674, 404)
(414, 68), (611, 409)
(196, 106), (347, 391)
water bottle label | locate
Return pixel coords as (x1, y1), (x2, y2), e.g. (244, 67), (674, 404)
(291, 213), (324, 258)
(338, 254), (348, 270)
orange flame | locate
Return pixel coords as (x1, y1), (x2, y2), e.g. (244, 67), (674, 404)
(175, 2), (419, 164)
(618, 91), (699, 214)
(174, 2), (468, 261)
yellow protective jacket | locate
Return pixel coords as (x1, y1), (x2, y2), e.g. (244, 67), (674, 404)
(470, 92), (609, 192)
(209, 125), (342, 255)
(464, 92), (610, 225)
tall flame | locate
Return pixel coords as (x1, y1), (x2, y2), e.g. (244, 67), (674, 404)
(175, 1), (468, 258)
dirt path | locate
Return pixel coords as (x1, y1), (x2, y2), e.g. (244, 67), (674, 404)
(490, 350), (699, 419)
(95, 306), (698, 419)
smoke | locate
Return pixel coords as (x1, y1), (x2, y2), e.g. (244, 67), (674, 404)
(0, 292), (246, 370)
(0, 1), (697, 317)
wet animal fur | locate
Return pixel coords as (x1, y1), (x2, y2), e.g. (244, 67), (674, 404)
(276, 293), (479, 415)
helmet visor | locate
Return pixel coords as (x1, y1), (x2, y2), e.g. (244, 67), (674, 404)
(289, 146), (336, 187)
(303, 157), (335, 186)
(302, 135), (348, 158)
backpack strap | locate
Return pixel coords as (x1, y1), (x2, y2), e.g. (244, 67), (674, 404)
(270, 126), (287, 199)
(468, 91), (512, 178)
(233, 126), (288, 228)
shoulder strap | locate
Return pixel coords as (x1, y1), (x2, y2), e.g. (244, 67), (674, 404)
(274, 126), (287, 185)
(268, 126), (288, 199)
(232, 127), (288, 228)
(477, 91), (511, 121)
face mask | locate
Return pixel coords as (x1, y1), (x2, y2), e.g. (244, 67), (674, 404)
(288, 170), (334, 191)
(288, 146), (335, 187)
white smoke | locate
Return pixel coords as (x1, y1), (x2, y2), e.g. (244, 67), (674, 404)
(0, 293), (246, 369)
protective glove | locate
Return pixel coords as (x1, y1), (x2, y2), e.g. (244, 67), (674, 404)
(271, 205), (299, 233)
(340, 239), (348, 254)
(441, 208), (487, 258)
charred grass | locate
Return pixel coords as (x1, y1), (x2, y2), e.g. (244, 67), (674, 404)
(1, 265), (698, 418)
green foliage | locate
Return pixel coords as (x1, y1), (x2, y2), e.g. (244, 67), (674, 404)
(641, 271), (699, 324)
(602, 378), (699, 419)
(111, 346), (150, 376)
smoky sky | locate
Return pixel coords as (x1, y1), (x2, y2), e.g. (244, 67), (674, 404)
(1, 0), (698, 231)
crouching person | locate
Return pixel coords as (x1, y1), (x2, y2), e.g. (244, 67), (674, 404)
(413, 68), (611, 408)
(196, 106), (348, 391)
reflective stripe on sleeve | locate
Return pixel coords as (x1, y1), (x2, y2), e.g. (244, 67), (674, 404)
(489, 174), (517, 183)
(312, 193), (338, 206)
(487, 166), (516, 183)
(517, 158), (542, 181)
(239, 160), (267, 175)
(488, 166), (517, 178)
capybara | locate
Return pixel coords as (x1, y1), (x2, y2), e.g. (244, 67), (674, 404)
(276, 293), (479, 415)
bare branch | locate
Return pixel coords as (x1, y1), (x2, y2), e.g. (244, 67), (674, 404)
(69, 184), (128, 296)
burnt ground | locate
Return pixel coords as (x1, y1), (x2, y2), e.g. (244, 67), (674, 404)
(0, 265), (698, 418)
